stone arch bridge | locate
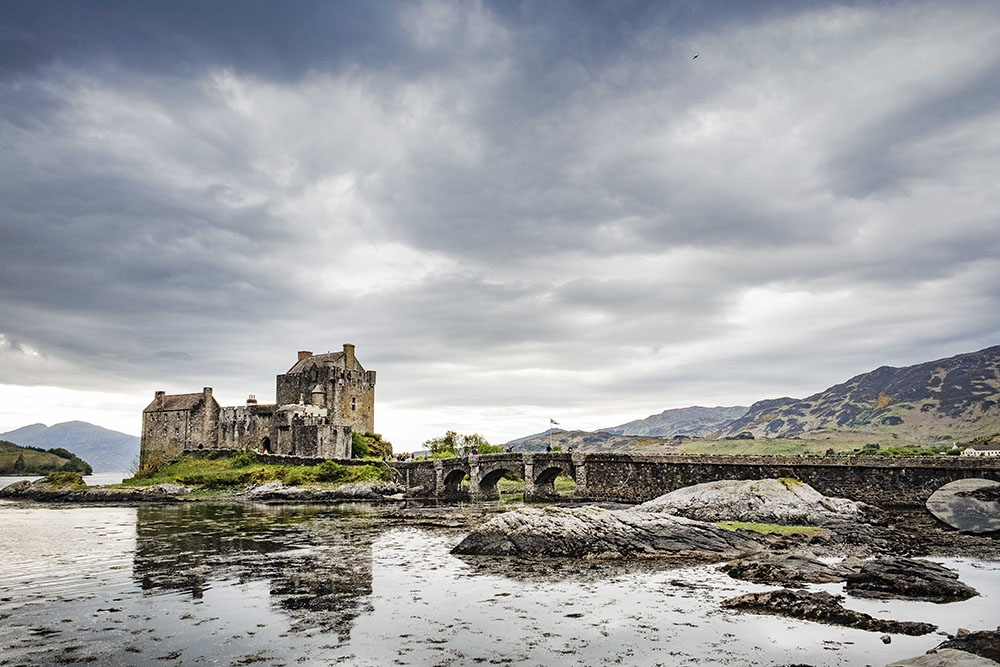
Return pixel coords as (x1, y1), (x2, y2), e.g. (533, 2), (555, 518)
(392, 452), (576, 502)
(389, 452), (1000, 507)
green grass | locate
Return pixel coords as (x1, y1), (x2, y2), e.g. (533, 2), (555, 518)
(716, 521), (823, 536)
(121, 452), (392, 491)
(41, 472), (87, 488)
(554, 475), (577, 495)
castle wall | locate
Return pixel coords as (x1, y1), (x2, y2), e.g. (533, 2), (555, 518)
(140, 410), (190, 468)
(331, 370), (376, 434)
(217, 405), (277, 452)
(274, 423), (351, 458)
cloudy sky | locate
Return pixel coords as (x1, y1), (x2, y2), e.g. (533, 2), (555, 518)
(1, 1), (999, 448)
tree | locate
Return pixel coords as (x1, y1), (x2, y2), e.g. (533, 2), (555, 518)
(12, 453), (26, 473)
(423, 431), (500, 457)
(425, 430), (460, 456)
(352, 432), (393, 459)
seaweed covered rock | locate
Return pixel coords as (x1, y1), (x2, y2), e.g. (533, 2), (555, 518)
(638, 478), (883, 526)
(242, 480), (406, 501)
(720, 553), (863, 585)
(722, 588), (937, 636)
(845, 557), (978, 602)
(0, 477), (190, 502)
(451, 505), (763, 559)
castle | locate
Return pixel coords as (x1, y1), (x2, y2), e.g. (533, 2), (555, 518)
(140, 344), (375, 468)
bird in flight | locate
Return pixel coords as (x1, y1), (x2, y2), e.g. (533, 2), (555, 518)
(692, 54), (699, 59)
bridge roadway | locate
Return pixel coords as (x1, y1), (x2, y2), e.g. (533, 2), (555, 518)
(388, 452), (1000, 506)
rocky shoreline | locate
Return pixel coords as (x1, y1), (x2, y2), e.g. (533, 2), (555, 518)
(448, 477), (1000, 664)
(0, 476), (412, 503)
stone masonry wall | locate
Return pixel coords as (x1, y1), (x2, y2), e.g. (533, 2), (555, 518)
(217, 405), (276, 452)
(577, 454), (1000, 506)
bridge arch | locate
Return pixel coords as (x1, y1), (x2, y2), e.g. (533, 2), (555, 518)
(442, 468), (469, 497)
(469, 453), (526, 501)
(525, 454), (575, 501)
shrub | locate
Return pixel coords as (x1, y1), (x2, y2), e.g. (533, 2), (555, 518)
(61, 456), (93, 474)
(315, 460), (350, 483)
(43, 471), (86, 488)
(352, 432), (393, 459)
(280, 467), (311, 486)
(230, 449), (258, 468)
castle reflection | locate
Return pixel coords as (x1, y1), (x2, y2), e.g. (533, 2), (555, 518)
(133, 502), (378, 639)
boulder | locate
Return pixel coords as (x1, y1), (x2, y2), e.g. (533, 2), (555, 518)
(887, 648), (1000, 667)
(846, 557), (978, 602)
(637, 478), (884, 526)
(451, 505), (763, 559)
(935, 630), (1000, 663)
(720, 553), (863, 584)
(926, 479), (1000, 534)
(721, 588), (937, 636)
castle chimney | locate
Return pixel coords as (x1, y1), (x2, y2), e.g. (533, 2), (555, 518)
(155, 390), (165, 408)
(246, 394), (257, 406)
(298, 350), (312, 362)
(203, 387), (213, 401)
(343, 343), (356, 368)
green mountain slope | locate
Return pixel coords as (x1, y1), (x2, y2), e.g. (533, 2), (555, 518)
(0, 440), (92, 475)
(714, 345), (1000, 443)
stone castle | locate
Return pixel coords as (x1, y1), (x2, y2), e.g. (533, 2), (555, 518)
(140, 344), (375, 468)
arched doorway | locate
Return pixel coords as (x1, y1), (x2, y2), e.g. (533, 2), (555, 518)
(260, 436), (271, 454)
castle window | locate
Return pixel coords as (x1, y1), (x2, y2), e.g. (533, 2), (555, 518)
(351, 397), (357, 411)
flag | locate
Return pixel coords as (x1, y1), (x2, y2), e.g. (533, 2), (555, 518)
(550, 418), (559, 425)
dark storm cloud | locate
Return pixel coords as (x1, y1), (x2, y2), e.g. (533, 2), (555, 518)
(0, 1), (408, 80)
(1, 1), (1000, 443)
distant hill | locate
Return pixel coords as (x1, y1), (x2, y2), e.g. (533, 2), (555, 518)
(601, 405), (748, 437)
(0, 422), (139, 472)
(0, 440), (91, 475)
(505, 428), (563, 444)
(713, 345), (1000, 443)
(507, 429), (684, 454)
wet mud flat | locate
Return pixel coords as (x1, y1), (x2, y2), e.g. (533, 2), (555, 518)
(0, 500), (997, 666)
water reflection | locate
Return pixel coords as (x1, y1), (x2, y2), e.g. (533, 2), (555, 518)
(1, 500), (997, 666)
(133, 503), (377, 639)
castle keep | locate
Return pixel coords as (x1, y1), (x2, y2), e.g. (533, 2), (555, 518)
(140, 344), (375, 468)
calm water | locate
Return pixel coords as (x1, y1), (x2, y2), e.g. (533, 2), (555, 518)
(0, 500), (997, 666)
(0, 472), (130, 487)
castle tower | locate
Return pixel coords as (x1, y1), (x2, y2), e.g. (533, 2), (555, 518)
(275, 343), (375, 434)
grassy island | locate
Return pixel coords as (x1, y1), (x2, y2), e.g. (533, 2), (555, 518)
(123, 451), (392, 492)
